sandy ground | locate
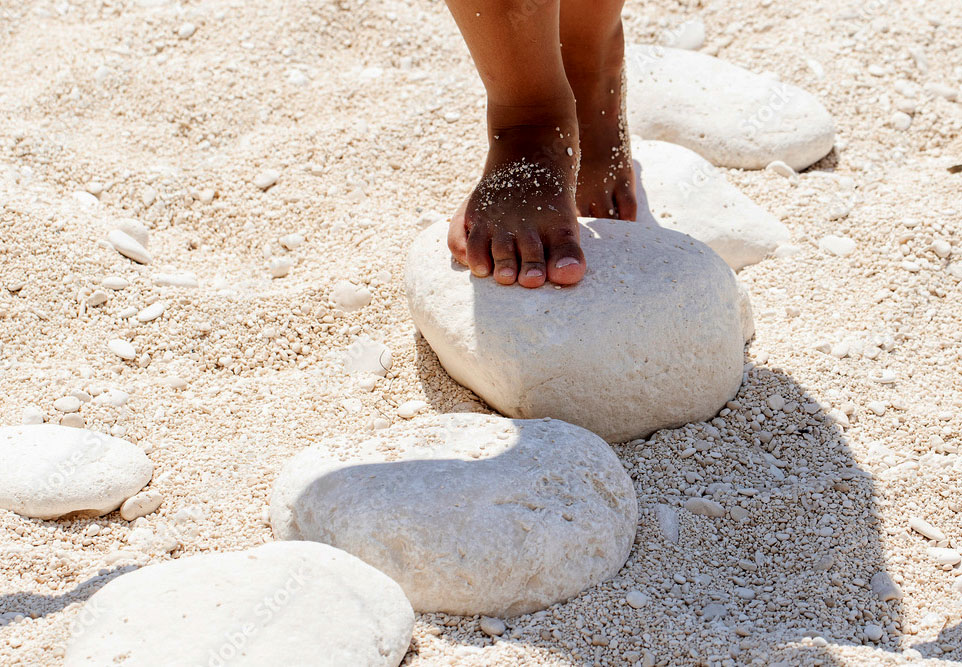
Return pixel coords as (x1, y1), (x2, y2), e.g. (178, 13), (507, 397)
(1, 0), (961, 665)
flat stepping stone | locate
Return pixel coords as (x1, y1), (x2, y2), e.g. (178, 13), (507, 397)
(633, 137), (790, 271)
(626, 46), (835, 170)
(65, 542), (413, 667)
(0, 425), (153, 519)
(270, 414), (637, 617)
(405, 218), (747, 442)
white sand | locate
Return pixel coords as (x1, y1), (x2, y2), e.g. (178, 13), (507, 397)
(1, 0), (961, 665)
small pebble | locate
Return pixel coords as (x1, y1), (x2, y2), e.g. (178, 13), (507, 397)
(279, 233), (305, 250)
(864, 623), (883, 642)
(818, 235), (856, 257)
(908, 517), (945, 541)
(866, 401), (886, 416)
(684, 497), (726, 518)
(254, 169), (280, 191)
(269, 257), (292, 278)
(108, 339), (137, 361)
(22, 407), (44, 425)
(926, 547), (961, 566)
(53, 396), (81, 413)
(479, 616), (505, 637)
(102, 276), (129, 290)
(120, 490), (164, 521)
(177, 22), (196, 39)
(891, 111), (912, 130)
(60, 414), (85, 428)
(397, 400), (428, 419)
(625, 590), (648, 609)
(137, 302), (167, 323)
(108, 230), (152, 265)
(766, 160), (798, 182)
(85, 290), (108, 307)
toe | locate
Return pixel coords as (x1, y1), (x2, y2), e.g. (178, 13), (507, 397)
(613, 179), (637, 222)
(516, 230), (546, 289)
(491, 233), (518, 285)
(587, 199), (605, 219)
(447, 200), (470, 265)
(465, 223), (493, 278)
(545, 224), (586, 286)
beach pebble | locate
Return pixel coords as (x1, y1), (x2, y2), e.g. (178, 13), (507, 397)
(119, 489), (164, 521)
(279, 232), (305, 250)
(61, 414), (85, 428)
(866, 401), (886, 416)
(0, 425), (152, 519)
(153, 272), (198, 288)
(632, 138), (789, 271)
(871, 570), (903, 602)
(94, 390), (130, 407)
(64, 542), (414, 667)
(107, 230), (152, 265)
(667, 19), (705, 51)
(734, 586), (756, 600)
(766, 160), (798, 181)
(177, 22), (196, 39)
(626, 47), (835, 170)
(653, 503), (680, 543)
(85, 290), (108, 307)
(254, 169), (280, 191)
(818, 235), (856, 257)
(864, 624), (884, 642)
(72, 191), (99, 207)
(342, 338), (393, 377)
(909, 517), (946, 541)
(270, 414), (637, 616)
(924, 82), (958, 101)
(891, 112), (912, 130)
(108, 339), (137, 361)
(54, 396), (82, 413)
(22, 407), (44, 425)
(926, 547), (961, 566)
(102, 276), (128, 290)
(397, 400), (427, 419)
(626, 591), (648, 609)
(269, 257), (292, 278)
(117, 219), (149, 247)
(136, 302), (167, 323)
(479, 617), (506, 637)
(332, 280), (373, 312)
(684, 497), (726, 518)
(703, 603), (727, 621)
(406, 218), (745, 442)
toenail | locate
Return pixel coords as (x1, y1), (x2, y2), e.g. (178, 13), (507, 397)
(497, 267), (515, 278)
(555, 257), (580, 269)
(474, 267), (490, 277)
(525, 268), (544, 279)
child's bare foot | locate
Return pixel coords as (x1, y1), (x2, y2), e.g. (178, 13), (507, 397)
(448, 103), (585, 288)
(562, 14), (637, 220)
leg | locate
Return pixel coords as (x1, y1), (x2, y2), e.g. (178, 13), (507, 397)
(560, 0), (637, 220)
(445, 0), (586, 288)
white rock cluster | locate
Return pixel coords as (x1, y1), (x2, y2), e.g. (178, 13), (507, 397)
(626, 46), (835, 170)
(270, 414), (638, 616)
(65, 542), (414, 667)
(405, 218), (747, 442)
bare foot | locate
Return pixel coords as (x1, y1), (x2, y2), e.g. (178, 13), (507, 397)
(564, 22), (637, 220)
(448, 103), (586, 288)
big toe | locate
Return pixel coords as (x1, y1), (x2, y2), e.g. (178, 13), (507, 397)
(447, 199), (469, 266)
(545, 227), (586, 285)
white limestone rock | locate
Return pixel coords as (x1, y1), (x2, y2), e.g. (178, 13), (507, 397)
(633, 138), (789, 271)
(626, 46), (835, 170)
(405, 218), (746, 442)
(332, 279), (373, 312)
(64, 542), (414, 667)
(270, 414), (638, 616)
(0, 425), (153, 519)
(107, 230), (152, 265)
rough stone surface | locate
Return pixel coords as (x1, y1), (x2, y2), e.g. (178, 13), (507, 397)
(626, 46), (835, 170)
(64, 542), (414, 667)
(270, 413), (638, 616)
(0, 425), (153, 519)
(405, 218), (746, 442)
(633, 138), (790, 271)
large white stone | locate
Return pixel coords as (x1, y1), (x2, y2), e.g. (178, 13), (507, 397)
(626, 46), (835, 170)
(270, 414), (638, 616)
(0, 425), (152, 519)
(633, 138), (790, 271)
(404, 218), (746, 442)
(65, 542), (413, 667)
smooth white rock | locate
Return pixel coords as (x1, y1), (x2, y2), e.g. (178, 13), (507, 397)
(153, 272), (198, 288)
(870, 571), (903, 601)
(107, 230), (152, 265)
(72, 191), (99, 208)
(909, 517), (946, 541)
(108, 339), (136, 361)
(342, 338), (393, 377)
(765, 160), (798, 182)
(891, 111), (912, 130)
(254, 169), (280, 191)
(926, 547), (962, 566)
(864, 623), (884, 642)
(117, 218), (149, 247)
(22, 407), (45, 425)
(119, 489), (164, 521)
(54, 396), (82, 413)
(94, 389), (130, 407)
(136, 301), (167, 323)
(633, 138), (789, 271)
(653, 503), (680, 543)
(0, 425), (152, 519)
(626, 46), (835, 170)
(332, 280), (373, 312)
(270, 414), (638, 616)
(177, 22), (196, 39)
(269, 257), (292, 278)
(684, 497), (726, 518)
(818, 235), (856, 257)
(405, 218), (746, 442)
(397, 400), (427, 419)
(626, 590), (648, 609)
(61, 414), (85, 428)
(102, 276), (128, 290)
(279, 232), (305, 250)
(666, 19), (705, 51)
(85, 290), (108, 307)
(479, 617), (506, 637)
(64, 542), (414, 667)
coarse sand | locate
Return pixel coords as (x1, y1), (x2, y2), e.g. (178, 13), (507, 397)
(1, 0), (961, 665)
